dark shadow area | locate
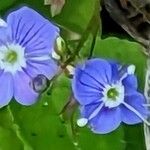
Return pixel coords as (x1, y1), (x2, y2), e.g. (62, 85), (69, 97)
(101, 6), (130, 39)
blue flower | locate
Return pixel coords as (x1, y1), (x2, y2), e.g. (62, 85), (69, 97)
(72, 58), (149, 134)
(0, 7), (59, 107)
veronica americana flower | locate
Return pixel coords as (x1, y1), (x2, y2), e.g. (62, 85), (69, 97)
(72, 58), (149, 134)
(0, 7), (59, 107)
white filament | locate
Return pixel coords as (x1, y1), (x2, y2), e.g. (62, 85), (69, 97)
(123, 102), (150, 126)
(88, 103), (104, 120)
(120, 65), (136, 81)
(143, 104), (150, 107)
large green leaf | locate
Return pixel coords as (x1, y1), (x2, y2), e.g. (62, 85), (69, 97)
(54, 0), (98, 33)
(77, 127), (125, 150)
(2, 75), (75, 150)
(92, 37), (146, 150)
(0, 0), (17, 11)
(0, 107), (23, 150)
(93, 37), (146, 89)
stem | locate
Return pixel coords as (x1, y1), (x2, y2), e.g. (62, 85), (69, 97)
(62, 0), (101, 68)
(88, 30), (98, 59)
(7, 105), (33, 150)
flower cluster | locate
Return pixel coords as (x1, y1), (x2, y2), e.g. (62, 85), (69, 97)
(0, 7), (59, 107)
(0, 6), (149, 135)
(72, 58), (149, 134)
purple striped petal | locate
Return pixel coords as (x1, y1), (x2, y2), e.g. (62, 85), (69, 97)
(13, 71), (38, 105)
(7, 7), (59, 55)
(0, 72), (13, 107)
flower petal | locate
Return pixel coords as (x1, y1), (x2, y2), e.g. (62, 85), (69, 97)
(123, 75), (138, 96)
(0, 27), (11, 46)
(108, 61), (119, 83)
(122, 74), (138, 90)
(25, 59), (58, 79)
(83, 59), (112, 84)
(72, 58), (112, 105)
(13, 71), (38, 105)
(0, 72), (13, 107)
(121, 92), (148, 124)
(80, 102), (103, 119)
(72, 66), (103, 105)
(7, 6), (59, 55)
(89, 107), (121, 134)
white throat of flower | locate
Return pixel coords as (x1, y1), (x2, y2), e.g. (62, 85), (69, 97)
(77, 65), (150, 128)
(102, 83), (124, 108)
(0, 44), (26, 74)
(0, 18), (7, 27)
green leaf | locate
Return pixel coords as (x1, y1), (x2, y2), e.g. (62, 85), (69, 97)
(1, 0), (100, 34)
(54, 0), (99, 33)
(44, 0), (65, 17)
(77, 126), (125, 150)
(6, 75), (75, 150)
(93, 37), (146, 150)
(93, 37), (146, 89)
(0, 107), (24, 150)
(0, 0), (17, 11)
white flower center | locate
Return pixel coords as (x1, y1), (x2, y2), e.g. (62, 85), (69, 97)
(0, 43), (26, 74)
(102, 83), (124, 108)
(0, 18), (7, 27)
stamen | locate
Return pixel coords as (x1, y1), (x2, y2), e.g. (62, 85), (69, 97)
(77, 103), (104, 127)
(123, 102), (150, 126)
(120, 73), (128, 81)
(143, 104), (150, 107)
(120, 65), (136, 81)
(127, 65), (136, 75)
(77, 118), (88, 127)
(88, 103), (104, 120)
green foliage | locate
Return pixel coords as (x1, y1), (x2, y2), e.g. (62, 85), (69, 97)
(54, 0), (99, 33)
(0, 0), (17, 12)
(93, 37), (146, 90)
(78, 126), (125, 150)
(7, 75), (75, 150)
(0, 1), (148, 150)
(93, 37), (146, 150)
(0, 107), (23, 149)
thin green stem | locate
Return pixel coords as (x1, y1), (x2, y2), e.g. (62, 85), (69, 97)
(62, 0), (101, 68)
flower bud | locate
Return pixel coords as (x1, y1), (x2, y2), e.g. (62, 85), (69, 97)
(55, 36), (66, 55)
(64, 65), (75, 77)
(30, 74), (49, 93)
(51, 50), (61, 60)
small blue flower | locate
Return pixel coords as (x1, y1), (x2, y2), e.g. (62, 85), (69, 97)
(0, 7), (59, 107)
(72, 58), (149, 134)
